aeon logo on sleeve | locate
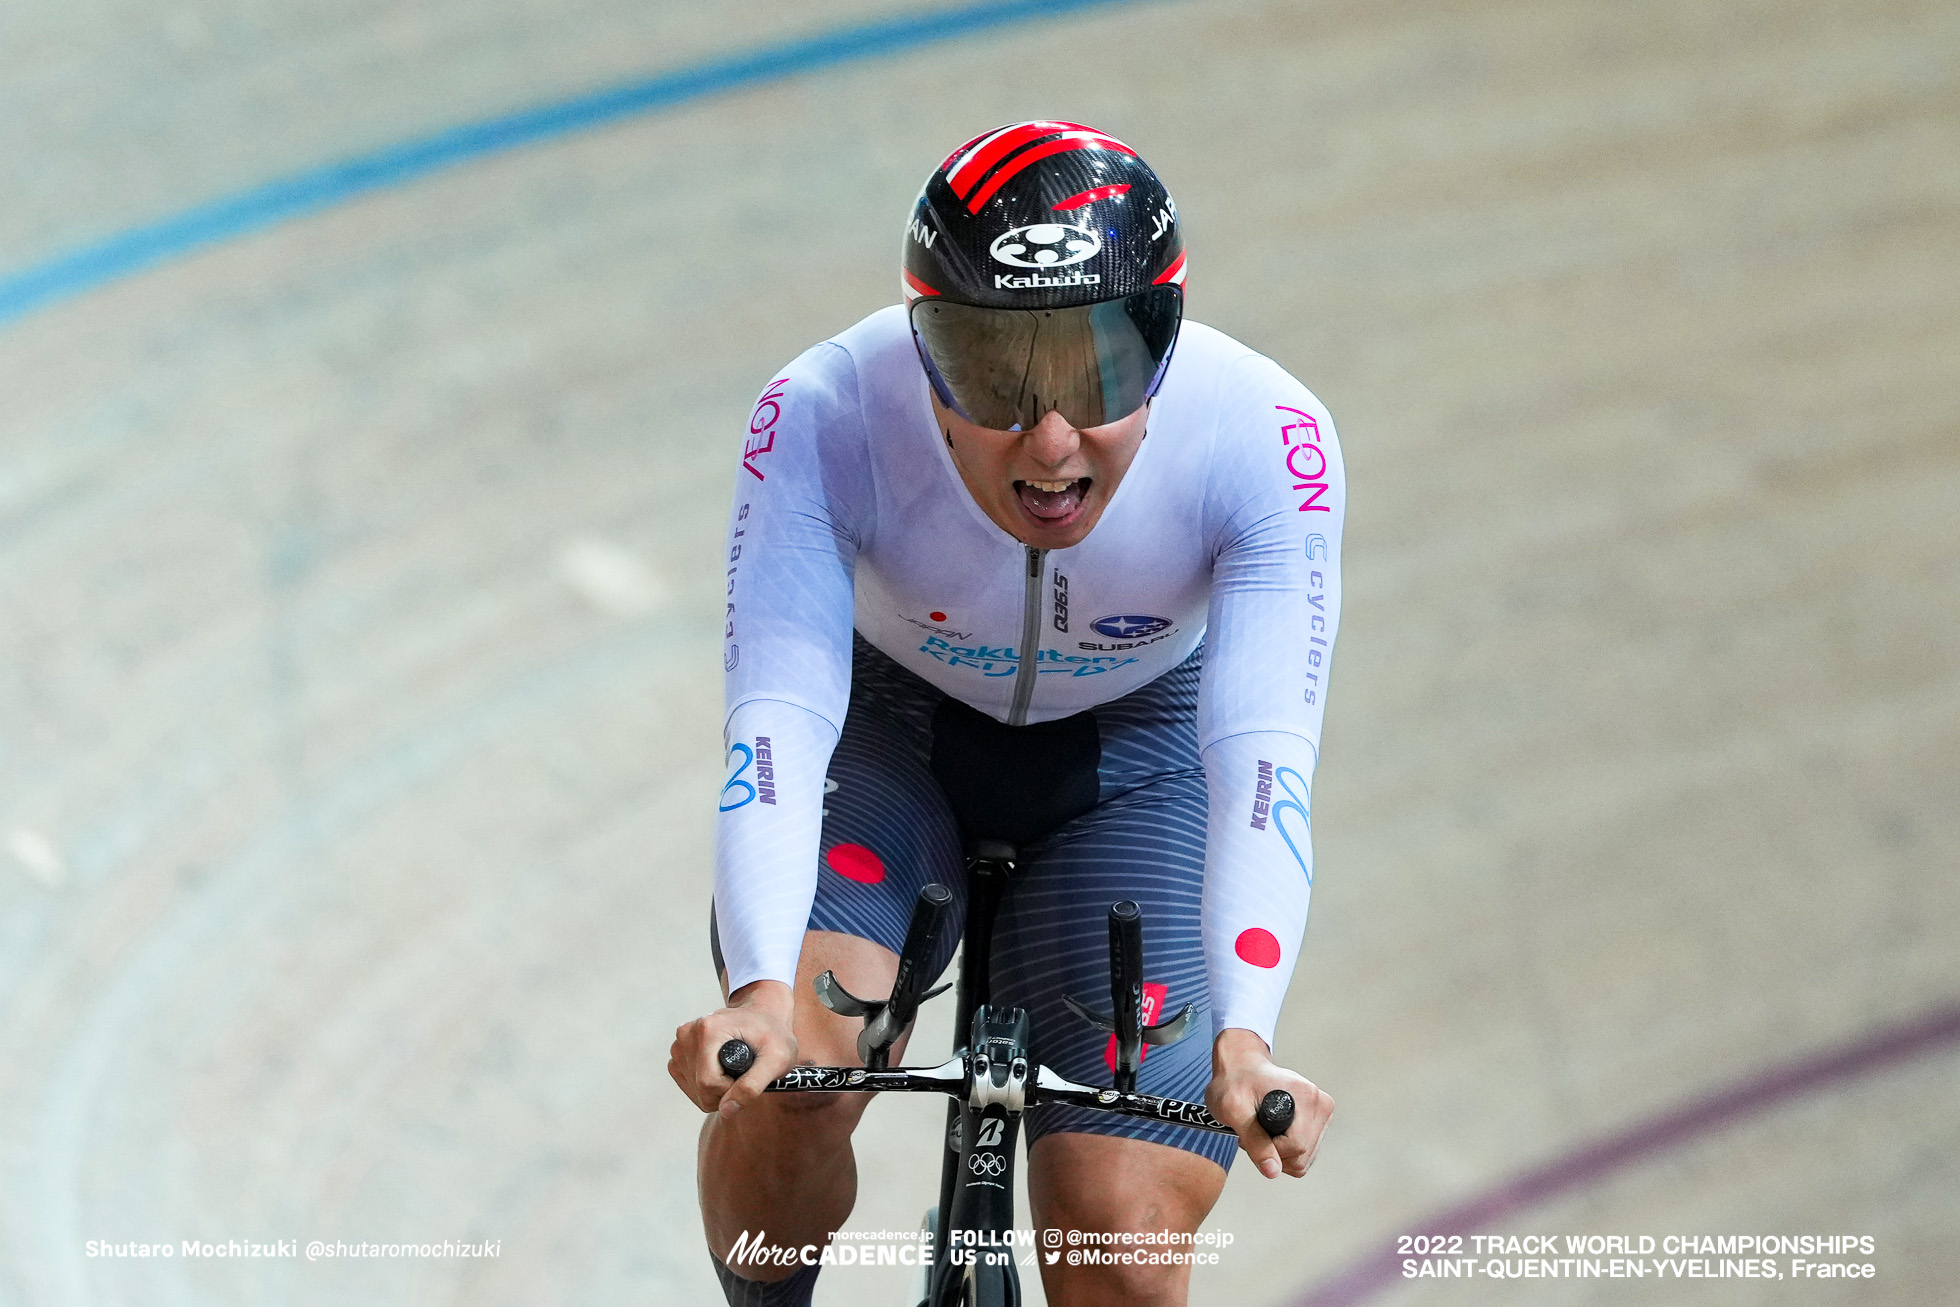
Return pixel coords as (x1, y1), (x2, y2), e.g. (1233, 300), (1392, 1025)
(1275, 404), (1332, 513)
(989, 223), (1101, 269)
(742, 378), (790, 482)
(1090, 614), (1171, 640)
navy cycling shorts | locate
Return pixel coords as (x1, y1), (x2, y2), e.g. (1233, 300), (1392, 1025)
(714, 635), (1234, 1171)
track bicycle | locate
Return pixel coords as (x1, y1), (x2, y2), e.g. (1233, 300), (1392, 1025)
(718, 840), (1295, 1306)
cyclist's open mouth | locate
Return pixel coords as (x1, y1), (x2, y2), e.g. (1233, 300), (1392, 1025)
(1014, 477), (1091, 524)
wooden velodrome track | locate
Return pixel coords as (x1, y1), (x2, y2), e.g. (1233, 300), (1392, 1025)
(2, 1), (1955, 1303)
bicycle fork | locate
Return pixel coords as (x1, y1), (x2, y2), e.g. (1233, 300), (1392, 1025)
(927, 1005), (1030, 1306)
(926, 842), (1022, 1306)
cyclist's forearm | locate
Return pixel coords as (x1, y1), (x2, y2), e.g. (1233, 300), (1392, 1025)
(1197, 730), (1318, 1048)
(713, 699), (840, 992)
(728, 977), (795, 1017)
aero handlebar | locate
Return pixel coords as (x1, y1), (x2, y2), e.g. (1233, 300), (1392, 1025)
(715, 1038), (1296, 1139)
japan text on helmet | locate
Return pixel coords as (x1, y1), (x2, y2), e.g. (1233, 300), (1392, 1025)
(902, 121), (1186, 432)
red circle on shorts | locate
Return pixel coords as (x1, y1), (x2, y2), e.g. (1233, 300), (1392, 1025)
(1235, 928), (1282, 968)
(827, 843), (886, 884)
(929, 612), (947, 622)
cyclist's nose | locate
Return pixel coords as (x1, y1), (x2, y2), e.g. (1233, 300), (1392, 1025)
(1021, 410), (1080, 466)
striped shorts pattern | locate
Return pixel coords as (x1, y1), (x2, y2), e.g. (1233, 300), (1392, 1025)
(805, 636), (1234, 1170)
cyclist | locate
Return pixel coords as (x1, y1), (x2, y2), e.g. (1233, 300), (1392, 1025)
(670, 121), (1344, 1306)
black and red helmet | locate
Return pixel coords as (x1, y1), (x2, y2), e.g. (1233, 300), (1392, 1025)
(902, 121), (1186, 431)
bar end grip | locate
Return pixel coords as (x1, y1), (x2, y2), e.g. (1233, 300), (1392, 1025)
(1256, 1089), (1295, 1138)
(718, 1039), (755, 1081)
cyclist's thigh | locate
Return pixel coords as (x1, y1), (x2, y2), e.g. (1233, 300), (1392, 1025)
(806, 638), (968, 982)
(991, 651), (1236, 1173)
(718, 930), (916, 1134)
(783, 929), (912, 1067)
(1028, 1132), (1224, 1264)
(1029, 1136), (1222, 1305)
(992, 773), (1234, 1171)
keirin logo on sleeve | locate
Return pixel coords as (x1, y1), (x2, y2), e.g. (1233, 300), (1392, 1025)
(719, 738), (778, 811)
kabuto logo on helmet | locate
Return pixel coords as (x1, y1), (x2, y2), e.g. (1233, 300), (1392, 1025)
(988, 223), (1101, 269)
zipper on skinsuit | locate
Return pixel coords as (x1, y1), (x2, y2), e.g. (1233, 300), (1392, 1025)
(1007, 545), (1046, 726)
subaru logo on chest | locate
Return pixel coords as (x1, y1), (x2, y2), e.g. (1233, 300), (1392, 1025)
(1091, 614), (1172, 639)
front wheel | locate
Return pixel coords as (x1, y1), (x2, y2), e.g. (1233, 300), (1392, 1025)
(964, 1259), (1022, 1307)
(925, 1242), (1021, 1307)
(919, 1205), (937, 1305)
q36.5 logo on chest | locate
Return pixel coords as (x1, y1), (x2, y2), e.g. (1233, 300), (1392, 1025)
(989, 223), (1101, 269)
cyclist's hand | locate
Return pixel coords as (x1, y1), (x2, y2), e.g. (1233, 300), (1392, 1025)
(1206, 1027), (1334, 1180)
(669, 979), (797, 1120)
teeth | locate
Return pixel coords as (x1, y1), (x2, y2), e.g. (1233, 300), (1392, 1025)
(1024, 479), (1079, 493)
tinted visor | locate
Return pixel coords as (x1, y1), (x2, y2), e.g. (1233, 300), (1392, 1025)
(909, 286), (1182, 431)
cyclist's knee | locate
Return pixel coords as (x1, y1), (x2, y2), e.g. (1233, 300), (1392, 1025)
(788, 928), (914, 1065)
(712, 1250), (821, 1305)
(1071, 1257), (1187, 1306)
(1029, 1131), (1224, 1231)
(737, 1078), (870, 1139)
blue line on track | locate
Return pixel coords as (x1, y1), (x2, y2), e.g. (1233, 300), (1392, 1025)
(0, 0), (1155, 328)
